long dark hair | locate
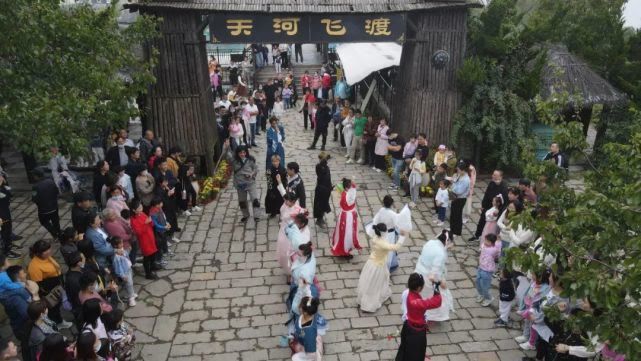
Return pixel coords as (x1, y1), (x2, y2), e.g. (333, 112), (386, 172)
(75, 332), (98, 360)
(373, 223), (387, 237)
(39, 333), (68, 361)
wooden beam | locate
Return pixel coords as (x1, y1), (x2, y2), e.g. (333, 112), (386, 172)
(360, 78), (377, 114)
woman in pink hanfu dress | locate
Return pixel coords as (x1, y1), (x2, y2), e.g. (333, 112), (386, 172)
(331, 178), (361, 258)
(276, 190), (302, 276)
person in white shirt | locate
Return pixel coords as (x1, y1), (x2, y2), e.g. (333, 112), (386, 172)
(118, 129), (135, 148)
(218, 94), (231, 109)
(244, 97), (259, 147)
(434, 179), (450, 226)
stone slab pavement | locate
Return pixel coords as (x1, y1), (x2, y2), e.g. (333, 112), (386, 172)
(1, 107), (545, 361)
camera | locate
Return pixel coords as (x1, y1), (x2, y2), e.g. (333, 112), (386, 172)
(433, 281), (441, 295)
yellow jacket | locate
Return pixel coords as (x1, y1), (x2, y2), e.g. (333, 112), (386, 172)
(368, 235), (406, 266)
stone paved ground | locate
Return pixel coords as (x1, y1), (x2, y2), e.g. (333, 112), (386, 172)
(1, 108), (555, 361)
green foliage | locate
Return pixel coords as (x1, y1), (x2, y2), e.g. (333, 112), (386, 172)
(0, 0), (159, 160)
(453, 0), (542, 171)
(508, 128), (641, 357)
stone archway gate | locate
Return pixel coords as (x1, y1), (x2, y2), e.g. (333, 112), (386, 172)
(124, 0), (480, 172)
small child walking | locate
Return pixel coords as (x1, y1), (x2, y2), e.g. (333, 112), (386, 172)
(476, 233), (501, 306)
(434, 179), (450, 226)
(110, 237), (137, 307)
(495, 268), (515, 327)
(282, 86), (293, 109)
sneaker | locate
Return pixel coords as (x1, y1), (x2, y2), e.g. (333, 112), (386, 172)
(519, 342), (536, 351)
(375, 168), (382, 173)
(182, 210), (192, 217)
(241, 216), (249, 223)
(6, 250), (21, 259)
(494, 318), (508, 327)
(320, 146), (326, 151)
(167, 250), (176, 257)
(371, 167), (377, 170)
(388, 184), (398, 190)
(146, 273), (159, 280)
(192, 206), (202, 212)
(344, 154), (350, 158)
(346, 159), (353, 164)
(132, 293), (139, 299)
(475, 295), (484, 303)
(467, 236), (479, 243)
(357, 159), (364, 164)
(435, 221), (444, 226)
(514, 335), (528, 343)
(128, 297), (137, 307)
(171, 237), (181, 244)
(57, 320), (73, 329)
(409, 202), (416, 208)
(463, 218), (469, 224)
(307, 146), (316, 150)
(432, 219), (439, 224)
(481, 297), (494, 307)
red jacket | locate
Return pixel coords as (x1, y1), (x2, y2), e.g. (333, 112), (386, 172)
(406, 291), (442, 327)
(301, 74), (310, 88)
(130, 213), (157, 256)
(321, 73), (331, 89)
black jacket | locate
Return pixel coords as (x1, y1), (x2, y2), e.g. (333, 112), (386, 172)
(32, 179), (59, 213)
(105, 145), (135, 167)
(481, 180), (509, 211)
(315, 105), (332, 131)
(71, 206), (92, 234)
(499, 278), (515, 302)
(92, 171), (109, 206)
(0, 184), (11, 219)
(287, 175), (306, 209)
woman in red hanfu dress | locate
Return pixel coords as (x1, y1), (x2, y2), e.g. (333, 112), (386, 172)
(331, 178), (361, 258)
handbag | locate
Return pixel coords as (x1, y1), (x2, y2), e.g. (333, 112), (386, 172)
(44, 285), (65, 309)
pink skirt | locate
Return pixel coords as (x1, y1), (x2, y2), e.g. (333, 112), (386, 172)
(276, 226), (292, 275)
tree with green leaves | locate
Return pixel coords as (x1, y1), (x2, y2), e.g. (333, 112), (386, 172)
(452, 0), (543, 171)
(0, 0), (158, 160)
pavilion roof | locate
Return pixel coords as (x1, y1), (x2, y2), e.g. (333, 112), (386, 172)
(540, 44), (627, 107)
(125, 0), (481, 13)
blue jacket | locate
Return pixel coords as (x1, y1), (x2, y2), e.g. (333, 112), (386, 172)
(0, 272), (23, 292)
(0, 286), (31, 334)
(112, 252), (131, 278)
(85, 227), (114, 269)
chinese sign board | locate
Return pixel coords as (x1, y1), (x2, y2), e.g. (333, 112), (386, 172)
(209, 13), (405, 43)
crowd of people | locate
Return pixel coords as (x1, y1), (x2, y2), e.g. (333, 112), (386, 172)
(0, 43), (624, 361)
(0, 126), (204, 360)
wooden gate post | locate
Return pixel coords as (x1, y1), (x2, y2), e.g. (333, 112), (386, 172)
(143, 11), (217, 174)
(391, 9), (467, 146)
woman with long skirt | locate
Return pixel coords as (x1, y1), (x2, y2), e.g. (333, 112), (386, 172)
(396, 273), (444, 361)
(287, 232), (319, 316)
(414, 229), (455, 322)
(371, 195), (401, 272)
(265, 117), (286, 170)
(276, 192), (302, 276)
(313, 152), (333, 227)
(357, 223), (408, 312)
(330, 178), (361, 258)
(265, 154), (288, 217)
(373, 118), (390, 172)
(288, 296), (328, 361)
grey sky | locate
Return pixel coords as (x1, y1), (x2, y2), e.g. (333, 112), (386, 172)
(624, 0), (641, 28)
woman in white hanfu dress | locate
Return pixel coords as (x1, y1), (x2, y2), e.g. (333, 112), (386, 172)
(276, 189), (303, 276)
(412, 229), (455, 322)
